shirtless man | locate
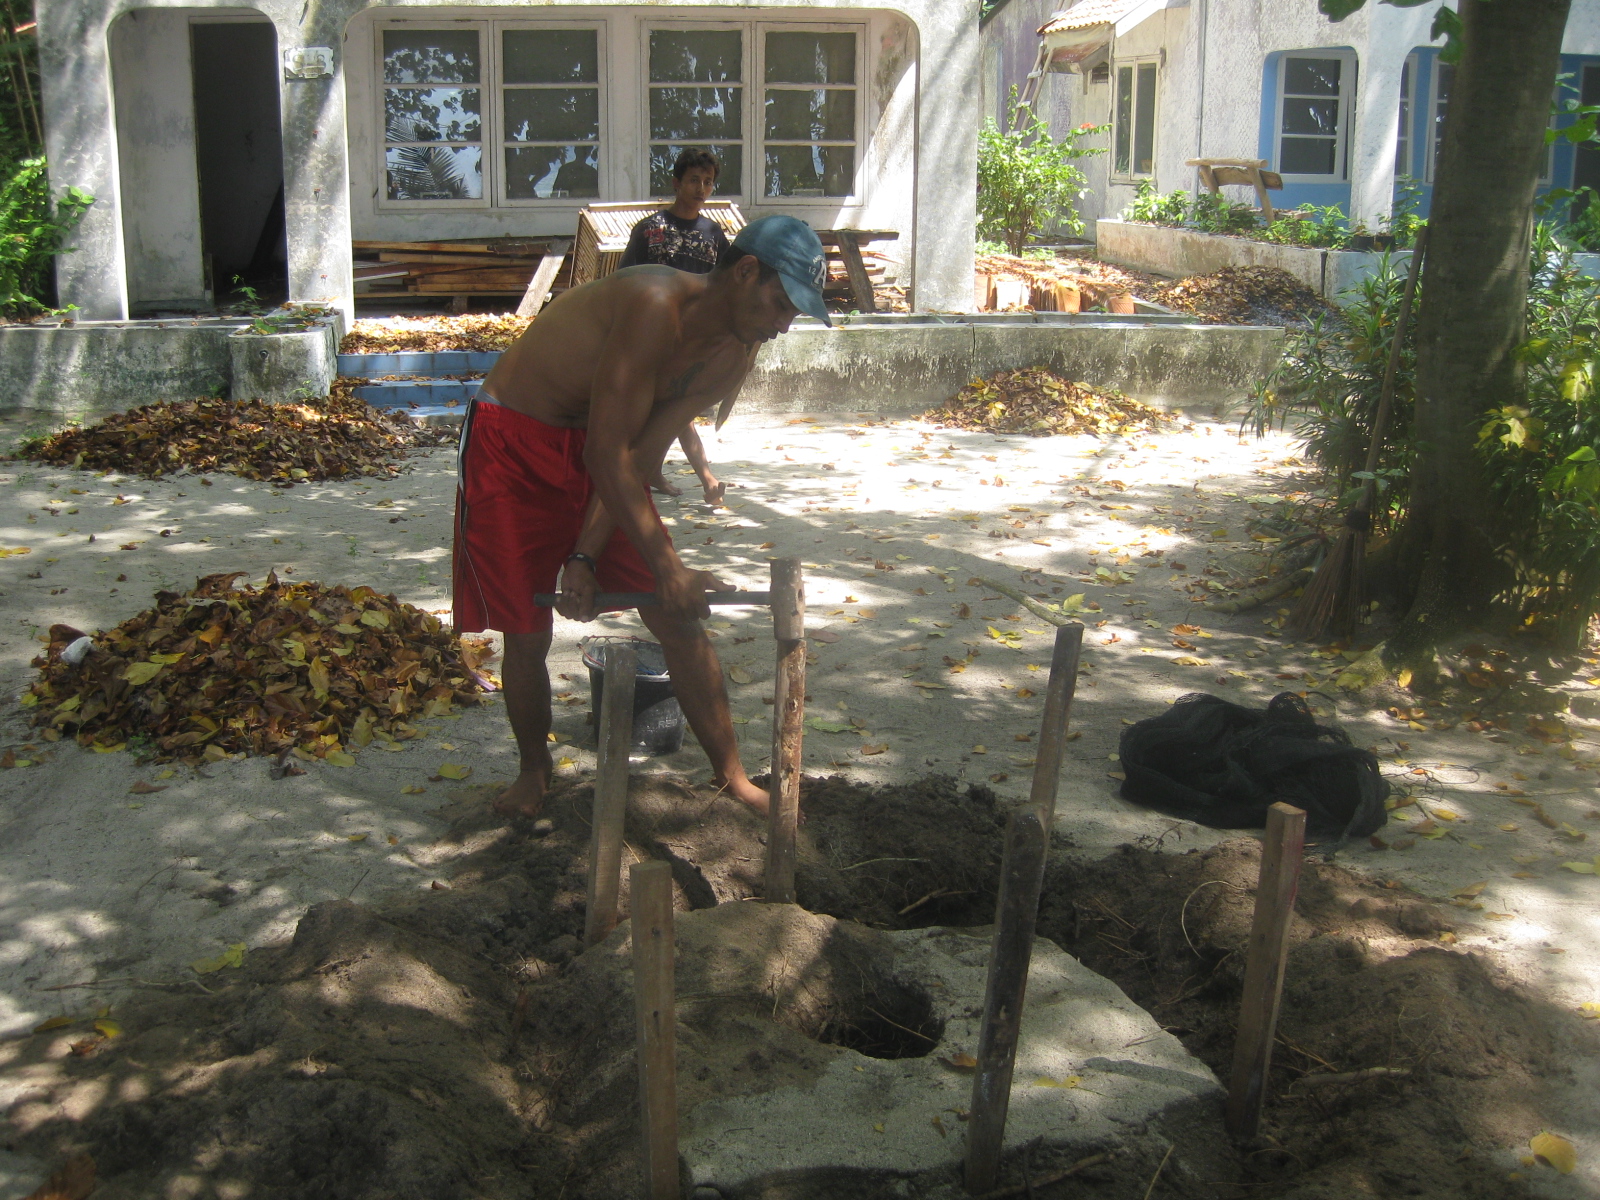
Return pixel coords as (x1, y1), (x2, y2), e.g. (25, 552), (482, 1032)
(452, 215), (832, 820)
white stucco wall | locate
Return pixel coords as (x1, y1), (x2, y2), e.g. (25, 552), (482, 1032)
(109, 8), (208, 307)
(41, 0), (977, 320)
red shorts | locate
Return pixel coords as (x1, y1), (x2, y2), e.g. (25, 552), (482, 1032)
(452, 398), (663, 635)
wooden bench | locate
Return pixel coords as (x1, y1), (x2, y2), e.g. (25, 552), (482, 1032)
(1186, 158), (1284, 220)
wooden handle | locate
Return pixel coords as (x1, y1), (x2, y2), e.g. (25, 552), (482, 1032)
(584, 642), (636, 946)
(1027, 624), (1084, 827)
(765, 558), (806, 904)
(965, 809), (1049, 1194)
(1225, 802), (1307, 1138)
(631, 860), (680, 1198)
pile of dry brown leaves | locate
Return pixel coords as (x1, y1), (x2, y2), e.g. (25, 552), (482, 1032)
(1147, 265), (1325, 325)
(340, 314), (532, 354)
(23, 394), (428, 482)
(26, 572), (493, 765)
(926, 367), (1172, 437)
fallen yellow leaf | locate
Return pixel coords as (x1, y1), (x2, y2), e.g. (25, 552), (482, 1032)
(860, 743), (889, 755)
(324, 750), (356, 768)
(1531, 1131), (1577, 1174)
(401, 784), (426, 795)
(1452, 881), (1487, 899)
(1032, 1074), (1082, 1088)
(437, 763), (472, 780)
(93, 1018), (123, 1038)
(32, 1016), (73, 1034)
(191, 942), (246, 975)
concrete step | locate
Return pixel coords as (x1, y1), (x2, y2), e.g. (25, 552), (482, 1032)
(338, 350), (501, 376)
(355, 380), (478, 406)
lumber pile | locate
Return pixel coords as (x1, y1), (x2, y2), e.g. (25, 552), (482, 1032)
(352, 238), (571, 300)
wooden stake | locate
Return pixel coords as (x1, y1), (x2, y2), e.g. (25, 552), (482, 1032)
(515, 251), (566, 318)
(764, 558), (805, 904)
(631, 860), (680, 1199)
(584, 642), (637, 947)
(965, 809), (1049, 1195)
(834, 230), (878, 314)
(1028, 624), (1083, 827)
(1225, 802), (1307, 1138)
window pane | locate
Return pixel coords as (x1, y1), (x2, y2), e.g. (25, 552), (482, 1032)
(504, 88), (598, 142)
(385, 88), (481, 143)
(1396, 59), (1411, 175)
(1279, 136), (1336, 175)
(651, 143), (741, 194)
(503, 29), (597, 84)
(765, 88), (855, 141)
(505, 145), (599, 198)
(1283, 56), (1340, 96)
(765, 32), (854, 84)
(651, 86), (742, 140)
(383, 29), (479, 84)
(386, 145), (482, 199)
(765, 144), (854, 197)
(650, 30), (742, 83)
(1281, 97), (1339, 136)
(1115, 66), (1132, 174)
(1134, 62), (1156, 175)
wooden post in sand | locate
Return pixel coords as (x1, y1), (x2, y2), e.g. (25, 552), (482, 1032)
(764, 558), (806, 904)
(1028, 624), (1084, 827)
(584, 642), (637, 946)
(1225, 801), (1307, 1138)
(631, 860), (679, 1198)
(964, 808), (1049, 1195)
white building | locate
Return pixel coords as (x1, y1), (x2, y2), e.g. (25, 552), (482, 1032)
(42, 0), (978, 320)
(982, 0), (1600, 236)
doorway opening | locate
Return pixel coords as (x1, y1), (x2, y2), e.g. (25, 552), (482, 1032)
(191, 20), (287, 308)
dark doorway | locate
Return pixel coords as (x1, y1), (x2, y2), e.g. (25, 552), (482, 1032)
(191, 21), (287, 305)
(1573, 65), (1600, 213)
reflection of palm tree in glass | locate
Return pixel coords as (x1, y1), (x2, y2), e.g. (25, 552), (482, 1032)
(388, 118), (471, 200)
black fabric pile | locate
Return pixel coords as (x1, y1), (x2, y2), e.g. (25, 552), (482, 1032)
(1117, 692), (1389, 841)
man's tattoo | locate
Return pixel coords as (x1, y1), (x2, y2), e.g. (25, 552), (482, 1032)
(664, 362), (706, 403)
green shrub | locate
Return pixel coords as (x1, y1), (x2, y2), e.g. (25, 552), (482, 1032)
(977, 90), (1107, 254)
(1124, 180), (1188, 227)
(0, 157), (93, 316)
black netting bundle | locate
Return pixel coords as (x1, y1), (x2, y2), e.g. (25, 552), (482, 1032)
(1117, 692), (1389, 840)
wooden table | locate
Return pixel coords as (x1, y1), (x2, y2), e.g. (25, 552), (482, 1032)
(817, 229), (899, 314)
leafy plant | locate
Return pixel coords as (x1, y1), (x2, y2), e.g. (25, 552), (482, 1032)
(0, 157), (93, 316)
(1123, 180), (1188, 227)
(977, 89), (1107, 255)
(1187, 192), (1258, 236)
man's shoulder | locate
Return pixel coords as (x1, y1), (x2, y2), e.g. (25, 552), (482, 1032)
(629, 210), (672, 234)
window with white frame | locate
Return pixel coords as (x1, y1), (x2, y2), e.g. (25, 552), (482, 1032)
(1396, 53), (1416, 178)
(762, 30), (858, 198)
(383, 28), (485, 202)
(1275, 52), (1354, 180)
(381, 23), (602, 207)
(1113, 59), (1157, 177)
(501, 28), (602, 200)
(647, 27), (745, 196)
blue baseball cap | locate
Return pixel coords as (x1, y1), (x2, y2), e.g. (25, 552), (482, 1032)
(731, 215), (833, 327)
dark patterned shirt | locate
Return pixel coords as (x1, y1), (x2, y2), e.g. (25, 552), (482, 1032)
(618, 210), (730, 275)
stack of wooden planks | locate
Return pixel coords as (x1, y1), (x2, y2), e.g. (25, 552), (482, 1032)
(352, 238), (572, 304)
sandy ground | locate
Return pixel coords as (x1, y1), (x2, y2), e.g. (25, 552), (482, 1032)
(1, 408), (1599, 1194)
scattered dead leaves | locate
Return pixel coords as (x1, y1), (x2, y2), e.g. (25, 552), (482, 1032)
(340, 313), (532, 354)
(26, 572), (490, 764)
(1147, 266), (1326, 325)
(926, 368), (1172, 438)
(23, 393), (430, 482)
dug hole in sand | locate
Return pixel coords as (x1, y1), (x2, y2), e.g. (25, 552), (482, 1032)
(2, 774), (1228, 1199)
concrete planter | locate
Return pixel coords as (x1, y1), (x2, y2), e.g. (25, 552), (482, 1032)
(226, 305), (344, 403)
(1096, 219), (1415, 302)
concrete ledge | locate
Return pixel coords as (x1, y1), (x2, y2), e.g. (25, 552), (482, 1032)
(740, 319), (1284, 415)
(1096, 218), (1415, 301)
(0, 305), (345, 422)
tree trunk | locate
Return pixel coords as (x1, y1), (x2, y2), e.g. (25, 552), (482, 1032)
(1387, 0), (1572, 664)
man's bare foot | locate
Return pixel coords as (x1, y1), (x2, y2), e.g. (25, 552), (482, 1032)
(719, 775), (771, 818)
(648, 473), (683, 497)
(492, 768), (548, 819)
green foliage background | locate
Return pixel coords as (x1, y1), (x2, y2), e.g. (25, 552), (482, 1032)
(977, 92), (1105, 255)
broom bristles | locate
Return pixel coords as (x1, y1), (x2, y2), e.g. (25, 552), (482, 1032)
(1291, 525), (1367, 641)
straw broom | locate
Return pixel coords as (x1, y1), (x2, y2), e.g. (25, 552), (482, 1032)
(1291, 226), (1428, 641)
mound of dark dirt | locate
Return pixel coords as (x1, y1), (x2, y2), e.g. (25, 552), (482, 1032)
(1036, 840), (1594, 1198)
(6, 776), (1588, 1199)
